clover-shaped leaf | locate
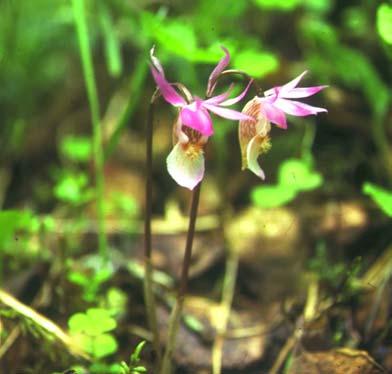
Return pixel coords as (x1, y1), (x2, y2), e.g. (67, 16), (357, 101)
(92, 333), (118, 359)
(68, 308), (116, 337)
(251, 185), (297, 208)
(278, 158), (323, 192)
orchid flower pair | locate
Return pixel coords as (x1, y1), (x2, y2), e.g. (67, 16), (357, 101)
(150, 47), (253, 190)
(150, 47), (327, 189)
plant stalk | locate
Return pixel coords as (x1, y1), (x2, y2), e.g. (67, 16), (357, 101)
(143, 97), (161, 365)
(212, 251), (239, 374)
(161, 182), (202, 374)
(72, 0), (107, 261)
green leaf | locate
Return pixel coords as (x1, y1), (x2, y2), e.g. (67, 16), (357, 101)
(68, 308), (116, 336)
(377, 4), (392, 45)
(0, 210), (31, 246)
(141, 12), (221, 63)
(251, 185), (297, 208)
(53, 173), (90, 205)
(278, 159), (323, 192)
(60, 135), (92, 162)
(363, 182), (392, 217)
(233, 49), (279, 78)
(68, 313), (89, 334)
(130, 341), (146, 364)
(99, 2), (123, 77)
(92, 333), (118, 358)
(253, 0), (300, 11)
(86, 308), (117, 334)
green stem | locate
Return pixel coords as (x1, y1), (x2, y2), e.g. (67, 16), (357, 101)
(105, 53), (149, 160)
(143, 97), (161, 365)
(161, 183), (202, 374)
(72, 0), (107, 260)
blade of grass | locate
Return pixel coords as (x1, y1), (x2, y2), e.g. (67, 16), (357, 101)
(104, 52), (149, 160)
(72, 0), (108, 260)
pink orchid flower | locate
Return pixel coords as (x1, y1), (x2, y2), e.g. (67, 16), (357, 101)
(239, 71), (327, 179)
(150, 47), (253, 190)
(260, 70), (328, 129)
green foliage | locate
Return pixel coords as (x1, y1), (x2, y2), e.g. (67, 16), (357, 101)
(119, 341), (147, 374)
(105, 192), (139, 219)
(252, 186), (297, 208)
(308, 244), (345, 288)
(233, 49), (279, 78)
(68, 260), (113, 302)
(251, 158), (323, 208)
(53, 172), (93, 205)
(308, 243), (363, 295)
(141, 12), (221, 64)
(60, 135), (92, 163)
(67, 341), (147, 374)
(377, 4), (392, 45)
(68, 308), (118, 359)
(300, 17), (390, 117)
(363, 182), (392, 217)
(253, 0), (301, 11)
(98, 2), (123, 77)
(0, 210), (31, 247)
(278, 158), (323, 191)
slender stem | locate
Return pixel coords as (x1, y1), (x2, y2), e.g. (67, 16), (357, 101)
(161, 182), (202, 374)
(178, 183), (202, 297)
(212, 252), (239, 374)
(72, 0), (107, 260)
(143, 96), (161, 365)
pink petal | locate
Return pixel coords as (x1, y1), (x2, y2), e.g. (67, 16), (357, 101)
(180, 102), (214, 136)
(207, 46), (230, 95)
(167, 143), (205, 190)
(279, 85), (328, 99)
(150, 66), (186, 107)
(262, 102), (287, 129)
(246, 136), (265, 180)
(203, 103), (255, 121)
(280, 70), (308, 93)
(273, 98), (327, 117)
(219, 79), (253, 107)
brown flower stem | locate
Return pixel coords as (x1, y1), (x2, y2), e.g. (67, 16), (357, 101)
(161, 182), (202, 374)
(144, 92), (161, 365)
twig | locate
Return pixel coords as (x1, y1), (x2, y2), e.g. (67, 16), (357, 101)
(0, 289), (88, 359)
